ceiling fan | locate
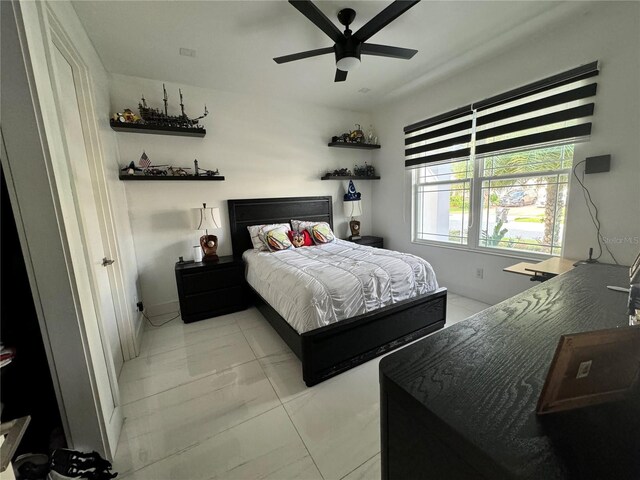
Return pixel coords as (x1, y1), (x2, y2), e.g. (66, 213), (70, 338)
(274, 0), (420, 82)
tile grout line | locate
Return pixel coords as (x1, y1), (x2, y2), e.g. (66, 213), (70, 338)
(119, 357), (257, 407)
(115, 404), (284, 480)
(137, 322), (242, 360)
(238, 325), (326, 480)
(280, 393), (326, 480)
(338, 450), (380, 480)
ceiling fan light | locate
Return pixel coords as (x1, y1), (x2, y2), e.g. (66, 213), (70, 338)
(336, 56), (361, 72)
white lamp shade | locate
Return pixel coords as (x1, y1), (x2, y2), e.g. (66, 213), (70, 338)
(343, 200), (363, 218)
(336, 56), (361, 72)
(196, 206), (222, 231)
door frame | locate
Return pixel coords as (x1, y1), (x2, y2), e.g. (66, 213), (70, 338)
(45, 5), (139, 363)
(1, 0), (112, 457)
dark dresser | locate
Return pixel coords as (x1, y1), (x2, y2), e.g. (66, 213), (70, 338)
(380, 263), (640, 479)
(175, 256), (246, 323)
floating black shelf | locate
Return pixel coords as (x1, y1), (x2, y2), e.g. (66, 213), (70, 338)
(327, 142), (380, 149)
(321, 175), (380, 180)
(110, 120), (206, 138)
(119, 175), (224, 181)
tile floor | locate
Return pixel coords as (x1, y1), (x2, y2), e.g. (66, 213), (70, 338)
(115, 293), (491, 480)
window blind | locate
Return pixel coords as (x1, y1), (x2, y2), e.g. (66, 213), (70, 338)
(404, 106), (473, 168)
(404, 61), (599, 168)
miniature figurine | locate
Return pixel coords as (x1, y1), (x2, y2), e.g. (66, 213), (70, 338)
(170, 167), (191, 176)
(121, 161), (142, 175)
(113, 109), (140, 123)
(330, 168), (352, 177)
(349, 124), (364, 143)
(144, 165), (168, 176)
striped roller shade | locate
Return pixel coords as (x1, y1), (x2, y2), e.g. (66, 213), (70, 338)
(404, 61), (599, 168)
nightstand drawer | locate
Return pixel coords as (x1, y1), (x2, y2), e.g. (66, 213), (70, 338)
(182, 265), (244, 294)
(182, 285), (244, 317)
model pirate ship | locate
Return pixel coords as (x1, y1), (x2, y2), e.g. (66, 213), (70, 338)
(137, 84), (208, 129)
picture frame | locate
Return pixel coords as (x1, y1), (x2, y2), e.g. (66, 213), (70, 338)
(537, 326), (640, 415)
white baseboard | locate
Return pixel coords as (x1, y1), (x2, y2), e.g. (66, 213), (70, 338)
(146, 300), (180, 318)
(134, 311), (145, 356)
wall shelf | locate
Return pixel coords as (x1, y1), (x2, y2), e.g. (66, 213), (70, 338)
(327, 142), (380, 149)
(119, 175), (225, 181)
(110, 120), (206, 138)
(321, 175), (380, 180)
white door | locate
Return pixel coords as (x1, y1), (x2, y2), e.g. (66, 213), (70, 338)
(50, 44), (123, 449)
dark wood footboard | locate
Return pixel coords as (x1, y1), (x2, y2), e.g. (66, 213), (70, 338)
(251, 287), (447, 386)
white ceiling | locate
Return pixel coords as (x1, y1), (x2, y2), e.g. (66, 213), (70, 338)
(72, 1), (589, 112)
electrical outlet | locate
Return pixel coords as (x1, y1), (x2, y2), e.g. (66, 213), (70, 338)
(475, 268), (484, 279)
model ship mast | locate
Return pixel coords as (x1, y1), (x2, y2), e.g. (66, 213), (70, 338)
(163, 84), (168, 117)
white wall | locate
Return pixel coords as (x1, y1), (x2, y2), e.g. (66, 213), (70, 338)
(110, 74), (374, 309)
(371, 2), (640, 305)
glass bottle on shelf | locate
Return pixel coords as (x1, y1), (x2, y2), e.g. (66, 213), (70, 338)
(367, 124), (376, 145)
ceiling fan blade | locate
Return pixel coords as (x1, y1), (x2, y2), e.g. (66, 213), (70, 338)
(361, 43), (417, 59)
(335, 69), (348, 82)
(274, 47), (334, 64)
(353, 0), (421, 43)
(289, 0), (345, 44)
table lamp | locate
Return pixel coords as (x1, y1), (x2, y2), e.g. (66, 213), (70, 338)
(197, 203), (221, 262)
(343, 180), (363, 240)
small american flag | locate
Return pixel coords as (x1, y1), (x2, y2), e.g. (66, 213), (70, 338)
(139, 151), (151, 169)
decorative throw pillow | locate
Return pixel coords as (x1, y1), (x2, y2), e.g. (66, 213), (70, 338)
(264, 227), (293, 251)
(287, 229), (313, 248)
(308, 222), (336, 245)
(247, 223), (290, 250)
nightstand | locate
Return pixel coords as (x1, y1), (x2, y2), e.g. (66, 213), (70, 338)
(348, 235), (384, 248)
(175, 256), (246, 323)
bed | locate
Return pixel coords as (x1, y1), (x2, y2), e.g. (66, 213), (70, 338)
(228, 196), (447, 386)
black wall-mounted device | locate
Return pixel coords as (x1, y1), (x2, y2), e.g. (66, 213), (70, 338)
(584, 154), (611, 174)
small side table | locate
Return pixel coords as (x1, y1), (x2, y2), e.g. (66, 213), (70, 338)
(504, 257), (576, 282)
(347, 235), (384, 249)
(175, 256), (247, 323)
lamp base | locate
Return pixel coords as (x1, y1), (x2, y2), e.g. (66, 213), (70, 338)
(200, 234), (219, 262)
(349, 219), (361, 238)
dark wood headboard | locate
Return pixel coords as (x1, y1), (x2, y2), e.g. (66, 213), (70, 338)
(227, 196), (333, 257)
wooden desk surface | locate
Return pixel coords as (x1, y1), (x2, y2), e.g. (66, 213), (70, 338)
(503, 261), (538, 276)
(380, 264), (639, 479)
(524, 257), (576, 276)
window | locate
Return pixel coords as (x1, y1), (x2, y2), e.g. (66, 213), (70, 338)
(406, 62), (598, 257)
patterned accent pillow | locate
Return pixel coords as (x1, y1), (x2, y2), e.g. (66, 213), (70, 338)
(287, 229), (313, 248)
(247, 223), (290, 250)
(264, 227), (293, 251)
(308, 222), (336, 245)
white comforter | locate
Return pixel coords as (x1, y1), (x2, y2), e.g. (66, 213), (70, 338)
(243, 239), (438, 334)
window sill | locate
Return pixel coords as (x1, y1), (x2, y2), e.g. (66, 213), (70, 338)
(411, 239), (556, 263)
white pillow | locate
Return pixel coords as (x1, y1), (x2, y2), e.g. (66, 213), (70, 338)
(291, 219), (320, 232)
(247, 223), (290, 250)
